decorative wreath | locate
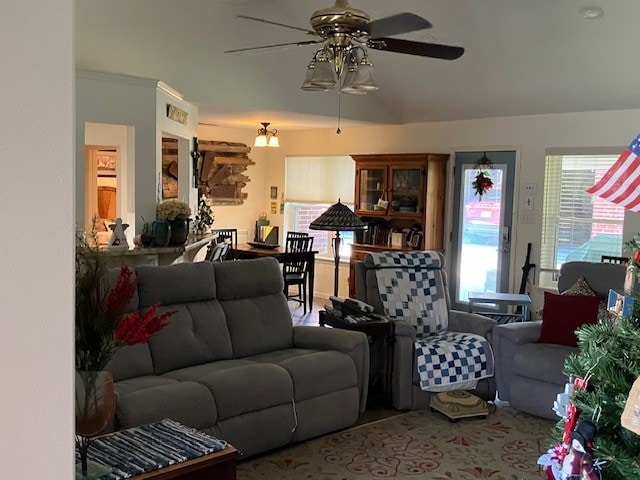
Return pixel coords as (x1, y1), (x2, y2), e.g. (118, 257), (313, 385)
(472, 152), (494, 198)
(472, 171), (493, 198)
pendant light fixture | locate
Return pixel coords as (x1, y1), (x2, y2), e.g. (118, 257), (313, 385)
(253, 122), (280, 148)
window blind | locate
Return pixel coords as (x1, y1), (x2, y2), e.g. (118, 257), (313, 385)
(285, 156), (354, 204)
(540, 154), (624, 287)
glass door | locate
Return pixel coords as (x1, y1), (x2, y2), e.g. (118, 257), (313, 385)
(356, 165), (386, 214)
(450, 151), (516, 311)
(389, 165), (423, 215)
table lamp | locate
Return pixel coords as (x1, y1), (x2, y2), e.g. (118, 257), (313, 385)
(309, 200), (366, 297)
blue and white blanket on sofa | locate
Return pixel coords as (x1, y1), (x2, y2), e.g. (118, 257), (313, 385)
(367, 250), (494, 392)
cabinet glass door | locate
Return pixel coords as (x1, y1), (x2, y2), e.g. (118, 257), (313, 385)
(390, 166), (422, 214)
(357, 167), (386, 212)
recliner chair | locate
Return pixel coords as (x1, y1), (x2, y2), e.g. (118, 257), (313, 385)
(355, 251), (497, 410)
(492, 261), (626, 420)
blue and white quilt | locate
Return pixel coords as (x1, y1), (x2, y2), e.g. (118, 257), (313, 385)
(368, 251), (494, 392)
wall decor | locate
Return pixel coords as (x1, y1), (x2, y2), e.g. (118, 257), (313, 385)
(161, 138), (178, 199)
(270, 186), (278, 199)
(197, 140), (254, 205)
(166, 104), (188, 125)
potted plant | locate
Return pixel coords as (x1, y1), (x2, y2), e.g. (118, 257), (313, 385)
(193, 196), (215, 239)
(156, 199), (192, 245)
(75, 234), (174, 477)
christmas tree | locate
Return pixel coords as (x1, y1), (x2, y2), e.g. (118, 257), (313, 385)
(542, 235), (640, 479)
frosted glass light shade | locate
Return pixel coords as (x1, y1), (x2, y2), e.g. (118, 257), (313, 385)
(253, 135), (268, 147)
(267, 135), (279, 147)
(309, 56), (336, 88)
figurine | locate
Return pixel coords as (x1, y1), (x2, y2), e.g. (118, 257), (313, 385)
(561, 421), (600, 480)
(107, 218), (130, 250)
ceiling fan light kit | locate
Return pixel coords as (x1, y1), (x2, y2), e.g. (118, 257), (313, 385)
(229, 0), (465, 95)
(254, 122), (279, 147)
(301, 45), (379, 94)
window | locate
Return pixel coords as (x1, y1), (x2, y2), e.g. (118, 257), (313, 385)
(284, 156), (355, 261)
(540, 153), (625, 288)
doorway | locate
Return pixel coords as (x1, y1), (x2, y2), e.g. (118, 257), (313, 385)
(450, 151), (516, 311)
(85, 146), (119, 246)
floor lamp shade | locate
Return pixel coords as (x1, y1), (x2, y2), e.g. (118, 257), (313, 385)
(309, 200), (366, 296)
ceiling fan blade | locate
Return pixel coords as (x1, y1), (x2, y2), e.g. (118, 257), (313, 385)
(369, 13), (432, 39)
(237, 15), (317, 35)
(225, 39), (322, 54)
(371, 37), (464, 60)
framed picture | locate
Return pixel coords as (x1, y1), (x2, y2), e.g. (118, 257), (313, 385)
(97, 152), (116, 177)
(270, 186), (278, 199)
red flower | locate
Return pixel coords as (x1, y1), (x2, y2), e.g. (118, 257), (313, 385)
(472, 171), (494, 197)
(114, 303), (174, 345)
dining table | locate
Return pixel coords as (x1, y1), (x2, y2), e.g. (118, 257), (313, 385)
(233, 243), (318, 311)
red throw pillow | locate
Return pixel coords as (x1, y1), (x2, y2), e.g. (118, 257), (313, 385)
(537, 292), (601, 347)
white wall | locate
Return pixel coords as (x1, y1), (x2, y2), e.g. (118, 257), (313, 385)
(0, 1), (74, 478)
(76, 72), (158, 233)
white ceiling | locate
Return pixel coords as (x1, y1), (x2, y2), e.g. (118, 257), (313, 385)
(76, 0), (640, 130)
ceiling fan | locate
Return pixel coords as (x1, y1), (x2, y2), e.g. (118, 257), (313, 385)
(225, 0), (464, 94)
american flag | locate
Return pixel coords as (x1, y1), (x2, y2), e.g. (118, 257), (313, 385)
(586, 133), (640, 212)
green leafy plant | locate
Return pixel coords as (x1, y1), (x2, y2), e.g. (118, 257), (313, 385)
(156, 199), (192, 221)
(193, 196), (215, 234)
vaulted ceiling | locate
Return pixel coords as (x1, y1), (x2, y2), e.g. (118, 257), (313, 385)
(76, 0), (640, 130)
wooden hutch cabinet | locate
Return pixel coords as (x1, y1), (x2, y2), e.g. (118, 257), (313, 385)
(348, 153), (448, 296)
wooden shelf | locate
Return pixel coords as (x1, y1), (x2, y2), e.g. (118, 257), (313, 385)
(349, 153), (448, 296)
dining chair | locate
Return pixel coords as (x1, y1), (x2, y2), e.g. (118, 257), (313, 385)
(283, 235), (314, 314)
(601, 255), (628, 264)
(213, 228), (238, 260)
(205, 239), (230, 262)
(286, 231), (310, 240)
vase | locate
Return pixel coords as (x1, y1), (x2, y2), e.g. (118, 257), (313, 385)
(169, 217), (190, 245)
(75, 370), (116, 479)
(151, 220), (171, 247)
(141, 222), (153, 246)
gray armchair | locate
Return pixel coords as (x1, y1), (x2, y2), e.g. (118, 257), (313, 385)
(355, 251), (497, 410)
(493, 261), (626, 419)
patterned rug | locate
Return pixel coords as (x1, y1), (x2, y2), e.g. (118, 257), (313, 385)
(237, 407), (554, 480)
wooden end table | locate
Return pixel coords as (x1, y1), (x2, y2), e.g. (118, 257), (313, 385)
(132, 445), (240, 480)
(319, 310), (395, 406)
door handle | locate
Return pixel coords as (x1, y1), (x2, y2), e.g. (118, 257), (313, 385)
(502, 226), (510, 244)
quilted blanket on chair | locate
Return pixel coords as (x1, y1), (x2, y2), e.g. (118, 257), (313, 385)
(368, 251), (494, 392)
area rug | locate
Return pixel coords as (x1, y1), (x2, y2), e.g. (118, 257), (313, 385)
(237, 407), (555, 480)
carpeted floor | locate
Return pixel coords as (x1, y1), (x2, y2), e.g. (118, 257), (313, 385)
(237, 406), (555, 479)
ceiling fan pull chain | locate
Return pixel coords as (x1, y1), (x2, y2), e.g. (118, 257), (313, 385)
(336, 92), (342, 134)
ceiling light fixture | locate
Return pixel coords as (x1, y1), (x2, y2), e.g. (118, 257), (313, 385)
(579, 5), (604, 19)
(301, 45), (379, 95)
(253, 122), (280, 148)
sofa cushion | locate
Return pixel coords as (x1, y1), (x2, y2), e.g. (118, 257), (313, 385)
(194, 363), (293, 421)
(214, 258), (294, 357)
(114, 375), (177, 397)
(538, 292), (600, 347)
(148, 300), (233, 374)
(536, 276), (609, 321)
(161, 359), (255, 382)
(277, 350), (358, 402)
(135, 262), (216, 307)
(106, 343), (153, 382)
(246, 348), (358, 402)
(115, 381), (217, 431)
(512, 342), (577, 385)
(213, 258), (284, 300)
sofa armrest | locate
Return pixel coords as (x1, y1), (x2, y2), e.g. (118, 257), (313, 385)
(448, 310), (498, 342)
(492, 321), (542, 402)
(293, 326), (370, 413)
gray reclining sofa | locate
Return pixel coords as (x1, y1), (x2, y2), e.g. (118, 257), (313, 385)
(105, 257), (369, 457)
